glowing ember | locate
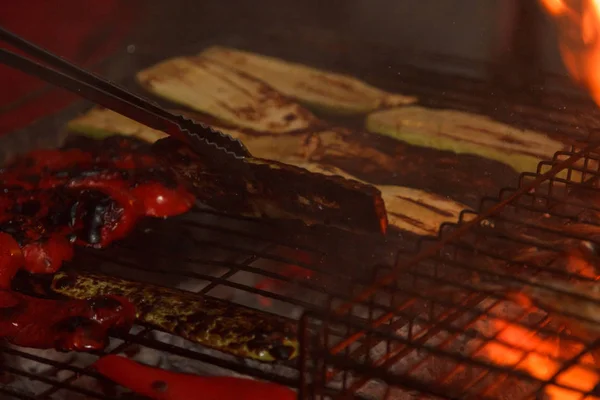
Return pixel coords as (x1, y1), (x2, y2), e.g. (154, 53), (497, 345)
(253, 249), (314, 307)
(479, 316), (600, 399)
(536, 1), (600, 394)
(540, 0), (600, 106)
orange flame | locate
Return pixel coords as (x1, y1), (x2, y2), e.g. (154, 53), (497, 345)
(540, 0), (600, 105)
(481, 317), (600, 399)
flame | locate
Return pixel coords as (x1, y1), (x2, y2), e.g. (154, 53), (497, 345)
(480, 317), (600, 399)
(540, 0), (600, 106)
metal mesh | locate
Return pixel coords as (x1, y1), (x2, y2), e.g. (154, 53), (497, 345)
(2, 39), (600, 398)
(299, 143), (600, 399)
(0, 203), (404, 399)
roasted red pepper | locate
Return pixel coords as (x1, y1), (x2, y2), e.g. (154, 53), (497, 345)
(0, 216), (74, 275)
(0, 291), (135, 352)
(0, 233), (24, 289)
(94, 355), (296, 400)
(0, 135), (196, 273)
(131, 181), (195, 217)
(0, 136), (198, 352)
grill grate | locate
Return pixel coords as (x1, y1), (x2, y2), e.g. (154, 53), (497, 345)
(0, 203), (401, 399)
(299, 143), (600, 399)
(3, 34), (600, 398)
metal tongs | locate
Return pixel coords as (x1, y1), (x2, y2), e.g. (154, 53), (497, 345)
(0, 26), (251, 161)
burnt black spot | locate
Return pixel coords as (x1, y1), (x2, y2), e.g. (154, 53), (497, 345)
(139, 304), (154, 316)
(70, 191), (116, 245)
(269, 344), (295, 360)
(284, 113), (297, 122)
(88, 296), (123, 311)
(53, 275), (77, 290)
(0, 300), (24, 320)
(15, 200), (41, 217)
(185, 312), (214, 325)
(151, 380), (168, 392)
(0, 219), (28, 246)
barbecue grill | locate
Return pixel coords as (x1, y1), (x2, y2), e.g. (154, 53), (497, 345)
(2, 1), (600, 399)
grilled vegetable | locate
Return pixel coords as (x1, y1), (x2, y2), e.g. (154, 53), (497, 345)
(199, 46), (417, 115)
(0, 289), (135, 352)
(153, 137), (388, 234)
(51, 270), (300, 362)
(70, 112), (390, 234)
(294, 163), (467, 236)
(136, 57), (319, 133)
(68, 107), (169, 143)
(0, 233), (24, 289)
(94, 355), (296, 400)
(366, 106), (566, 174)
(0, 137), (195, 274)
(67, 108), (467, 236)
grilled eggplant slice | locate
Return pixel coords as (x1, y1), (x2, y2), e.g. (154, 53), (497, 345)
(366, 106), (566, 174)
(293, 163), (467, 236)
(153, 137), (388, 234)
(199, 46), (416, 115)
(136, 57), (319, 133)
(51, 271), (299, 362)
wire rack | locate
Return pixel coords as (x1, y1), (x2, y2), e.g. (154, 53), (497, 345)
(0, 200), (405, 399)
(2, 35), (600, 398)
(299, 141), (600, 399)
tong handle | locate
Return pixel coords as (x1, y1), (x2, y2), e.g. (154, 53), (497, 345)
(0, 26), (251, 158)
(0, 27), (182, 123)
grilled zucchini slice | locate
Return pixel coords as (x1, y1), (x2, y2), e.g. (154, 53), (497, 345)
(51, 271), (299, 362)
(366, 106), (567, 174)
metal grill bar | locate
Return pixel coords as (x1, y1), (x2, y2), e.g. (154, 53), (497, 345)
(301, 142), (600, 399)
(2, 37), (600, 398)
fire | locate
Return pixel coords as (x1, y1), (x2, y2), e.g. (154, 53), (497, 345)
(535, 1), (600, 392)
(253, 248), (314, 307)
(480, 316), (600, 399)
(540, 0), (600, 106)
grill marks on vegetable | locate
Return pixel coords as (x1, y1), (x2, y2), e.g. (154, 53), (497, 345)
(137, 57), (317, 133)
(51, 271), (299, 362)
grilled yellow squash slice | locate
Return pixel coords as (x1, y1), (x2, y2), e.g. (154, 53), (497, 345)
(366, 106), (567, 174)
(199, 46), (417, 115)
(136, 57), (319, 133)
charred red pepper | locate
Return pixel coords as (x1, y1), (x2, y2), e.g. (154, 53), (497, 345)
(0, 135), (196, 274)
(131, 181), (195, 217)
(0, 291), (135, 352)
(94, 355), (296, 400)
(0, 233), (24, 289)
(0, 216), (74, 275)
